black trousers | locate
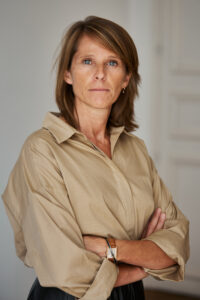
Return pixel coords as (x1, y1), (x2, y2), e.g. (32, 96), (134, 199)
(27, 278), (145, 300)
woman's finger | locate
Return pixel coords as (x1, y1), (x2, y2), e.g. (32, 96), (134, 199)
(154, 212), (166, 232)
(141, 208), (161, 238)
(145, 208), (162, 237)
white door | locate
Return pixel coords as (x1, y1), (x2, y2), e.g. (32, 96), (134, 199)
(144, 0), (200, 296)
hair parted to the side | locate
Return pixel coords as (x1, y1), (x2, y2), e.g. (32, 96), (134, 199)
(55, 15), (141, 132)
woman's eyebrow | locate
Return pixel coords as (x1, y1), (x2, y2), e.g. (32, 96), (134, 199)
(78, 54), (120, 59)
(79, 54), (95, 58)
(107, 55), (120, 59)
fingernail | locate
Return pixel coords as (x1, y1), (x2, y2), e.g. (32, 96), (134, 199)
(161, 212), (166, 219)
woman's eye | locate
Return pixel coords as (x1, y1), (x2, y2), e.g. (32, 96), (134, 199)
(83, 59), (92, 65)
(108, 60), (118, 66)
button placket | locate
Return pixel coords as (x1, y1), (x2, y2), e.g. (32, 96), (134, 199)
(104, 156), (134, 233)
(79, 135), (134, 234)
(87, 141), (133, 233)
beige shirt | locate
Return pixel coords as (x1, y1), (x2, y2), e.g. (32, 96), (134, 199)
(2, 111), (189, 300)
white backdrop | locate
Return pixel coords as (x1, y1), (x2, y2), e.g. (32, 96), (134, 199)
(0, 1), (176, 299)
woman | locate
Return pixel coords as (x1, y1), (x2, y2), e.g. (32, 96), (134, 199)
(2, 16), (189, 300)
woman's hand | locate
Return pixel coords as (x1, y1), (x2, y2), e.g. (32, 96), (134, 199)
(141, 207), (166, 239)
(82, 235), (107, 258)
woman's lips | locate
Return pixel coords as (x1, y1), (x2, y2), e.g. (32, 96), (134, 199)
(88, 89), (109, 91)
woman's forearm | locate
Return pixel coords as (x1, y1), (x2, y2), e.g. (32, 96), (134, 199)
(116, 239), (176, 270)
(114, 263), (148, 287)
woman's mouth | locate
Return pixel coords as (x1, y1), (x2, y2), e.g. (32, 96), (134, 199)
(88, 88), (109, 91)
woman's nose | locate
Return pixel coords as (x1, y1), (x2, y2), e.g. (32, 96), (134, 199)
(94, 64), (105, 80)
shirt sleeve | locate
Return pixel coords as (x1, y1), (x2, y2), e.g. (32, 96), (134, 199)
(2, 137), (118, 300)
(141, 141), (190, 282)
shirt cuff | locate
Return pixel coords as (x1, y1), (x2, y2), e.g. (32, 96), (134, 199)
(143, 265), (183, 281)
(80, 258), (119, 300)
(143, 232), (186, 281)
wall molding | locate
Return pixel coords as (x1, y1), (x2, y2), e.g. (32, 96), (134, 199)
(169, 92), (200, 140)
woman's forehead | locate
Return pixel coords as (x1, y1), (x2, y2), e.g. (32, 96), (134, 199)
(74, 34), (120, 58)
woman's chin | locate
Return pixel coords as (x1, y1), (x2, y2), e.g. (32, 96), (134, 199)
(90, 102), (113, 110)
(75, 96), (116, 110)
(89, 97), (115, 109)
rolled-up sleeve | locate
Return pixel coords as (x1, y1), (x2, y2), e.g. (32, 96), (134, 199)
(143, 151), (190, 281)
(2, 138), (118, 300)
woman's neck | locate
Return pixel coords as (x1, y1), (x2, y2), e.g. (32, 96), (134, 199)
(74, 102), (111, 144)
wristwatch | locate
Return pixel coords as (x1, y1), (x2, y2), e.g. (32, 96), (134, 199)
(106, 238), (117, 262)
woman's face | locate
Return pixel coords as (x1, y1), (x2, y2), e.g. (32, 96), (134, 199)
(64, 34), (130, 111)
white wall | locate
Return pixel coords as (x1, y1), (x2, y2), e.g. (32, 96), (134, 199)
(127, 0), (157, 151)
(0, 1), (158, 299)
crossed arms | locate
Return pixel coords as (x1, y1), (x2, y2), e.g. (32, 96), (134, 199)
(83, 208), (176, 287)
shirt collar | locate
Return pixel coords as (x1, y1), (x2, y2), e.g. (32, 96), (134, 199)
(42, 111), (126, 144)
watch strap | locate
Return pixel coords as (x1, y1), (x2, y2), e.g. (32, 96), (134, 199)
(105, 237), (117, 264)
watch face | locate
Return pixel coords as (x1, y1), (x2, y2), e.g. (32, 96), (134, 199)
(112, 248), (117, 260)
(107, 247), (117, 259)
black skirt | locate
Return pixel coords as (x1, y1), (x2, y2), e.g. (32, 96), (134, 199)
(27, 277), (145, 300)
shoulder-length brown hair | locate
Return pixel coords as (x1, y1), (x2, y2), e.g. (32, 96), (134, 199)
(55, 16), (141, 132)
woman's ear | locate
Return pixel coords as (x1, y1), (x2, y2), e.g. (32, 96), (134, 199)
(122, 73), (131, 89)
(64, 70), (73, 85)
